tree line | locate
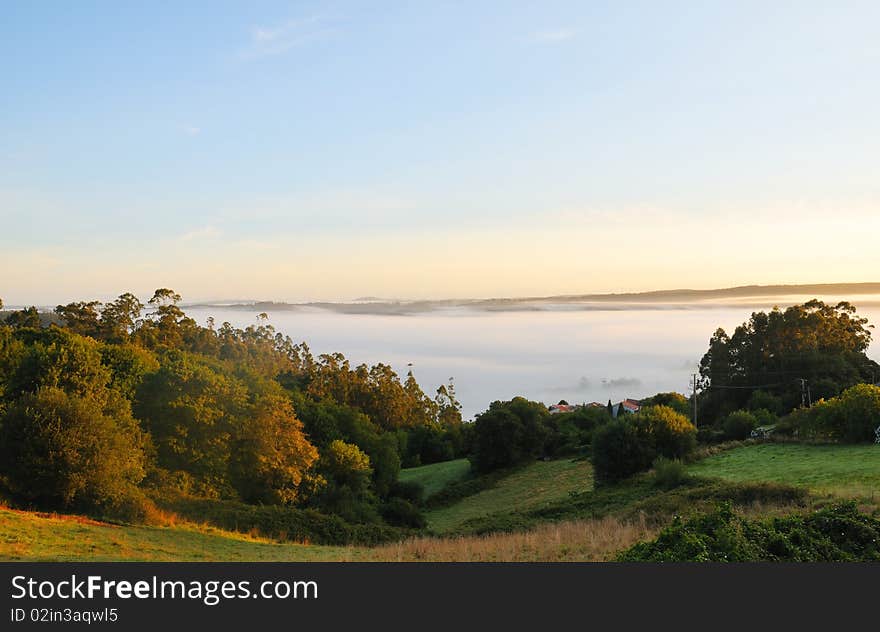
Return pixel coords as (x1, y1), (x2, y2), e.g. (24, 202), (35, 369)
(0, 290), (465, 529)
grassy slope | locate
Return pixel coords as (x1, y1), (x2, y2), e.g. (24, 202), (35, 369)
(0, 507), (359, 561)
(0, 504), (656, 562)
(12, 444), (871, 561)
(425, 459), (593, 533)
(688, 443), (880, 497)
(398, 459), (471, 498)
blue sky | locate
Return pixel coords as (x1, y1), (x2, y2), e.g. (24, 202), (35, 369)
(2, 1), (879, 304)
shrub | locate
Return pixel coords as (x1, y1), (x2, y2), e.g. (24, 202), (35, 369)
(591, 420), (654, 485)
(782, 384), (880, 442)
(696, 427), (725, 444)
(380, 498), (427, 529)
(619, 502), (880, 562)
(389, 480), (425, 505)
(156, 494), (405, 545)
(831, 383), (880, 443)
(652, 457), (689, 489)
(637, 405), (697, 459)
(591, 406), (696, 485)
(721, 410), (758, 440)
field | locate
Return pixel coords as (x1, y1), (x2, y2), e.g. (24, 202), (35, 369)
(0, 506), (354, 561)
(424, 458), (593, 533)
(6, 444), (879, 562)
(0, 503), (650, 562)
(688, 443), (880, 497)
(398, 458), (471, 498)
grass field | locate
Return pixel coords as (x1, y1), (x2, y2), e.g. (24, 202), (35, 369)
(398, 458), (471, 498)
(688, 443), (880, 497)
(425, 458), (593, 533)
(9, 445), (860, 562)
(0, 503), (650, 562)
(0, 506), (354, 561)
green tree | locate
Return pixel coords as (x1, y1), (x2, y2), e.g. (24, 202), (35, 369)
(699, 301), (878, 421)
(99, 293), (144, 342)
(4, 307), (41, 329)
(134, 351), (248, 496)
(591, 420), (655, 484)
(0, 387), (147, 515)
(55, 301), (102, 337)
(471, 398), (549, 473)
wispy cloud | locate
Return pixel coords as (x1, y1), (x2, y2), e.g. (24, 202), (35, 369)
(532, 28), (577, 43)
(179, 225), (221, 242)
(182, 125), (201, 136)
(240, 15), (340, 59)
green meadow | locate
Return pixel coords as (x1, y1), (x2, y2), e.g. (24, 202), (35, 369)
(688, 443), (880, 498)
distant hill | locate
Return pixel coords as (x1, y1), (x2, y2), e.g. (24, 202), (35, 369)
(184, 282), (880, 315)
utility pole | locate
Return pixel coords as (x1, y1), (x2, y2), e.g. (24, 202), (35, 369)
(692, 373), (699, 428)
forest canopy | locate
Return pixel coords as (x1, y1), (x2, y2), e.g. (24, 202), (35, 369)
(0, 290), (465, 533)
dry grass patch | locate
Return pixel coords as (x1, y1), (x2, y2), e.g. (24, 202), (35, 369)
(366, 515), (656, 562)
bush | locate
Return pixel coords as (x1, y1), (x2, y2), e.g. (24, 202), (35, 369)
(156, 494), (405, 545)
(380, 498), (427, 529)
(831, 383), (880, 443)
(696, 427), (725, 444)
(638, 405), (697, 459)
(652, 457), (689, 489)
(781, 384), (880, 442)
(619, 502), (880, 562)
(591, 406), (696, 485)
(721, 410), (758, 440)
(591, 420), (654, 485)
(389, 480), (425, 505)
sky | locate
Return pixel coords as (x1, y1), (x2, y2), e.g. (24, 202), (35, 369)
(2, 1), (879, 305)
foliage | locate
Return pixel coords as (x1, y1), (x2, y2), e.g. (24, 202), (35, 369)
(4, 307), (41, 329)
(591, 405), (696, 484)
(591, 420), (655, 484)
(746, 390), (783, 415)
(0, 288), (454, 533)
(0, 387), (147, 517)
(698, 300), (878, 422)
(640, 392), (691, 417)
(779, 383), (880, 442)
(721, 410), (758, 440)
(638, 405), (697, 459)
(652, 457), (690, 489)
(471, 397), (550, 473)
(618, 502), (880, 561)
(155, 494), (406, 546)
(380, 498), (427, 528)
(389, 480), (425, 505)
